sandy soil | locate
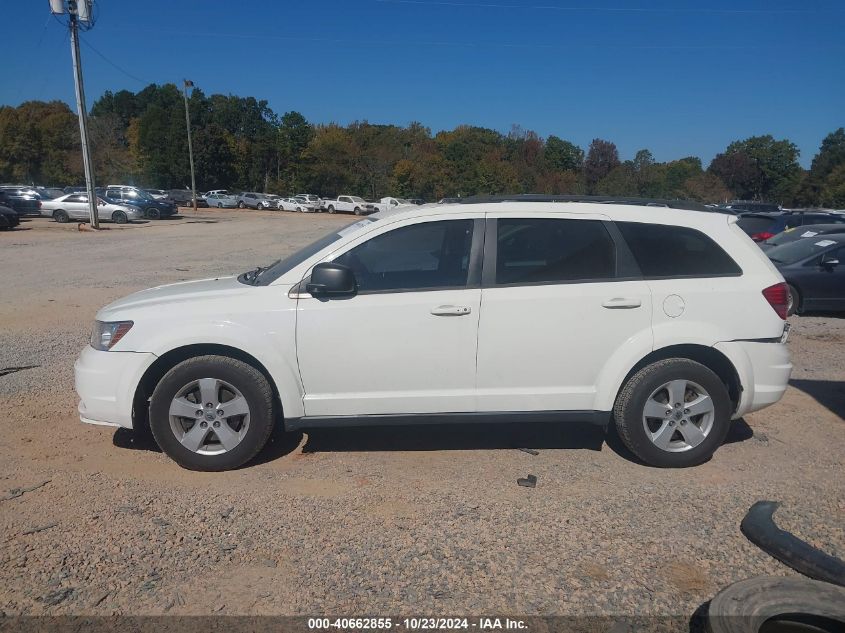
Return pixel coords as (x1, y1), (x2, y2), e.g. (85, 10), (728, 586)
(0, 209), (843, 621)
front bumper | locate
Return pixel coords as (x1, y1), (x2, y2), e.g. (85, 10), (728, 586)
(75, 345), (156, 429)
(715, 340), (792, 418)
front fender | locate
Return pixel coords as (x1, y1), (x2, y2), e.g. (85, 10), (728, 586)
(136, 320), (304, 418)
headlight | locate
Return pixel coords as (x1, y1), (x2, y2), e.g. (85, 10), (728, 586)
(90, 320), (134, 351)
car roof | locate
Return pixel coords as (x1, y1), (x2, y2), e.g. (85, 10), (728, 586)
(370, 200), (738, 231)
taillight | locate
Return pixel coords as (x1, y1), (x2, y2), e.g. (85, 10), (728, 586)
(762, 282), (789, 320)
(752, 231), (775, 242)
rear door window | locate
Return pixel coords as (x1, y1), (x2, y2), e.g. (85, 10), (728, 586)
(493, 218), (616, 285)
(616, 221), (742, 278)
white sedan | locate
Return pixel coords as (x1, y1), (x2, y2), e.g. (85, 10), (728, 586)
(41, 194), (144, 224)
(277, 197), (305, 212)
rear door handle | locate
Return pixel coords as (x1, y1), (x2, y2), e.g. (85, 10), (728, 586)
(431, 305), (472, 316)
(602, 297), (642, 309)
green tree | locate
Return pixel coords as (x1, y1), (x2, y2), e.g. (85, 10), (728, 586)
(544, 136), (583, 172)
(709, 135), (801, 204)
(584, 138), (620, 194)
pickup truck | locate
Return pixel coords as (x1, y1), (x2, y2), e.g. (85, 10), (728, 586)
(368, 197), (415, 213)
(322, 195), (373, 215)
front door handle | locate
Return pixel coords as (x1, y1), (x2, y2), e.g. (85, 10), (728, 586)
(602, 297), (642, 309)
(431, 305), (472, 316)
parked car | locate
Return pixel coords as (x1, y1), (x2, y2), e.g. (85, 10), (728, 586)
(260, 195), (281, 210)
(293, 196), (319, 212)
(295, 194), (322, 209)
(0, 203), (20, 230)
(98, 187), (178, 219)
(75, 201), (792, 471)
(759, 224), (845, 251)
(277, 197), (305, 212)
(369, 197), (415, 213)
(144, 189), (168, 200)
(35, 187), (67, 200)
(204, 193), (239, 208)
(737, 211), (845, 242)
(40, 194), (144, 224)
(237, 192), (270, 210)
(726, 201), (782, 213)
(167, 190), (209, 208)
(766, 234), (845, 315)
(203, 190), (229, 197)
(0, 189), (41, 216)
(323, 195), (373, 215)
(407, 198), (425, 205)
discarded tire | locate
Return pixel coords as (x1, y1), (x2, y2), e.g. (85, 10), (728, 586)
(707, 576), (845, 633)
(741, 501), (845, 587)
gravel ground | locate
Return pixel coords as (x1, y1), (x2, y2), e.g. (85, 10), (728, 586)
(0, 209), (843, 622)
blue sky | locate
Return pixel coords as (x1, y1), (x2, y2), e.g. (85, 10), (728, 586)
(3, 0), (844, 167)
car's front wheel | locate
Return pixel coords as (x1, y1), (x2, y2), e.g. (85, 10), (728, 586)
(112, 211), (128, 224)
(613, 358), (731, 468)
(146, 207), (161, 220)
(149, 356), (275, 471)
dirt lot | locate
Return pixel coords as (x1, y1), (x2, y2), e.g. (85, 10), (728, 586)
(1, 209), (843, 621)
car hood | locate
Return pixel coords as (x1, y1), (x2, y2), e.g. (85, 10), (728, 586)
(97, 276), (249, 319)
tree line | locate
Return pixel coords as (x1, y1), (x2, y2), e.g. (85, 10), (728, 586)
(0, 83), (843, 207)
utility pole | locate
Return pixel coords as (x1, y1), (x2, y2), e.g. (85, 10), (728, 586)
(183, 80), (198, 212)
(55, 0), (99, 228)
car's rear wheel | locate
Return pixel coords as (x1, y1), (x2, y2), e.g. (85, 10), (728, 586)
(53, 209), (69, 223)
(613, 358), (731, 467)
(787, 284), (800, 316)
(146, 207), (161, 220)
(149, 355), (275, 471)
(112, 211), (128, 224)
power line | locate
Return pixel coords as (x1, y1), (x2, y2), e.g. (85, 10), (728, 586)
(78, 35), (150, 85)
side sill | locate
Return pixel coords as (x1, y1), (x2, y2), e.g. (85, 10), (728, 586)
(284, 410), (611, 432)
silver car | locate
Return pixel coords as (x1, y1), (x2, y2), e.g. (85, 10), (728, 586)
(40, 194), (144, 224)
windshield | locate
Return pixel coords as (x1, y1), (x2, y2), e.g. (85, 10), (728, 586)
(245, 217), (379, 285)
(767, 238), (840, 265)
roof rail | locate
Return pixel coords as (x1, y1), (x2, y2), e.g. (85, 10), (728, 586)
(441, 194), (712, 213)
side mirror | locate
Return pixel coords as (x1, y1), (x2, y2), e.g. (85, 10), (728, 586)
(306, 262), (357, 297)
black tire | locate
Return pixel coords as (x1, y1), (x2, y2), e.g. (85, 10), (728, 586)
(53, 209), (69, 223)
(327, 205), (336, 214)
(353, 206), (362, 216)
(217, 203), (223, 208)
(238, 201), (245, 209)
(613, 358), (732, 467)
(112, 211), (128, 224)
(148, 355), (276, 471)
(787, 284), (800, 316)
(146, 207), (161, 220)
(706, 576), (845, 633)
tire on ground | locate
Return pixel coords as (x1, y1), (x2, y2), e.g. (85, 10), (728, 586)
(613, 357), (732, 467)
(148, 355), (275, 471)
(706, 576), (845, 633)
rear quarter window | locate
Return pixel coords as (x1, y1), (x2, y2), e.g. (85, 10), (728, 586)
(616, 221), (742, 278)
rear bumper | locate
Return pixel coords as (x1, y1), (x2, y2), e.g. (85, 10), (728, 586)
(74, 346), (156, 429)
(715, 340), (792, 418)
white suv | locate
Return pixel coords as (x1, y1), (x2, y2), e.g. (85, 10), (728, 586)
(75, 202), (792, 471)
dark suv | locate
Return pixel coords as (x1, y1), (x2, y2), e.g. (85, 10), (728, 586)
(737, 212), (845, 242)
(97, 187), (177, 219)
(0, 188), (42, 216)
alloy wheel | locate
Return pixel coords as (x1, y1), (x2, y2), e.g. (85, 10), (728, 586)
(642, 379), (715, 452)
(168, 378), (251, 455)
